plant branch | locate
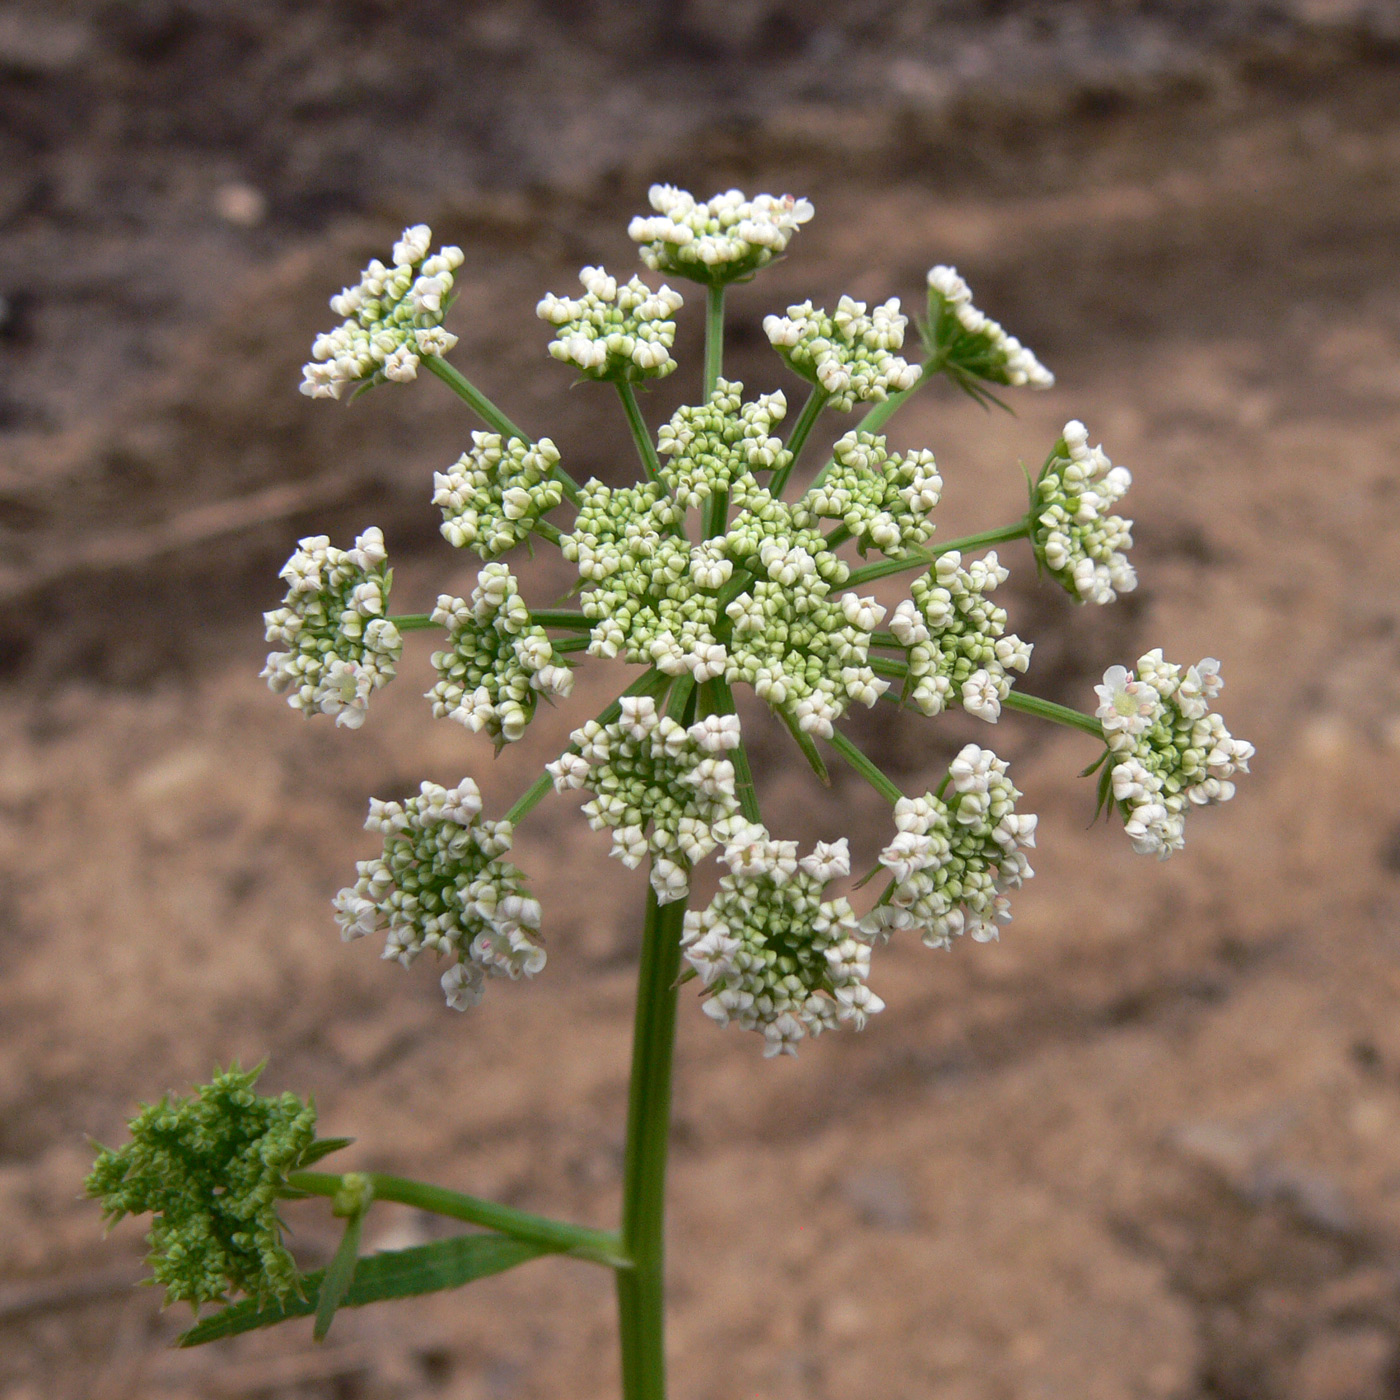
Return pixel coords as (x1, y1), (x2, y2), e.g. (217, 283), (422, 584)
(825, 729), (904, 805)
(768, 385), (829, 499)
(1000, 690), (1106, 739)
(703, 285), (725, 402)
(617, 382), (663, 485)
(703, 675), (762, 824)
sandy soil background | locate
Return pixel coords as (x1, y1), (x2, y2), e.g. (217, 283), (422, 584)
(3, 3), (1400, 1397)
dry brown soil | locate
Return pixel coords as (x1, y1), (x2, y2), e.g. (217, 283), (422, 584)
(2, 7), (1400, 1398)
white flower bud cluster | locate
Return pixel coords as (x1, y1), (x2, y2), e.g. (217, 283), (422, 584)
(536, 267), (683, 381)
(426, 565), (573, 745)
(261, 527), (402, 730)
(682, 830), (882, 1057)
(793, 429), (942, 555)
(300, 226), (463, 399)
(889, 551), (1031, 723)
(628, 185), (814, 285)
(863, 745), (1037, 948)
(655, 379), (791, 509)
(722, 484), (889, 736)
(764, 296), (921, 412)
(547, 695), (743, 904)
(432, 432), (565, 558)
(1095, 651), (1253, 859)
(1031, 421), (1136, 604)
(332, 777), (543, 1012)
(925, 265), (1053, 391)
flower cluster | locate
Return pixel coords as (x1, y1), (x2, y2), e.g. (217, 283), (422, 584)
(683, 830), (881, 1057)
(433, 432), (565, 558)
(333, 778), (544, 1009)
(925, 265), (1054, 391)
(300, 226), (463, 399)
(85, 1067), (318, 1308)
(1031, 421), (1136, 604)
(764, 296), (921, 412)
(261, 528), (402, 730)
(536, 268), (683, 381)
(426, 565), (573, 745)
(1096, 651), (1253, 859)
(548, 696), (741, 903)
(888, 552), (1031, 722)
(865, 745), (1037, 947)
(629, 185), (814, 285)
(794, 430), (942, 556)
(656, 379), (791, 510)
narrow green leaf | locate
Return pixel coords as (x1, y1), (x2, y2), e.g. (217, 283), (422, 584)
(178, 1234), (550, 1347)
(313, 1212), (363, 1341)
(299, 1137), (355, 1168)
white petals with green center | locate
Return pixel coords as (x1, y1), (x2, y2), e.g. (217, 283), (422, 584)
(763, 295), (921, 412)
(683, 829), (881, 1056)
(889, 551), (1031, 723)
(432, 432), (564, 558)
(261, 527), (402, 729)
(629, 185), (814, 285)
(1095, 650), (1253, 859)
(547, 696), (742, 904)
(925, 265), (1053, 392)
(1031, 421), (1135, 603)
(794, 429), (942, 555)
(300, 226), (463, 399)
(333, 777), (543, 1011)
(536, 266), (683, 381)
(656, 379), (791, 509)
(426, 564), (573, 745)
(864, 745), (1037, 948)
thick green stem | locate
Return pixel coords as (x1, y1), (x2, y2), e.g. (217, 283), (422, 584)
(703, 285), (725, 401)
(531, 609), (593, 630)
(616, 887), (688, 1400)
(768, 385), (829, 500)
(617, 382), (664, 484)
(423, 356), (581, 503)
(825, 729), (903, 805)
(1000, 690), (1106, 739)
(288, 1171), (626, 1268)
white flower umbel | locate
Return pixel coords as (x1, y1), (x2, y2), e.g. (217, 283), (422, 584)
(426, 564), (573, 746)
(794, 429), (942, 556)
(889, 551), (1031, 722)
(1095, 650), (1252, 859)
(433, 432), (565, 559)
(683, 830), (882, 1056)
(333, 777), (543, 1010)
(1031, 421), (1135, 604)
(629, 185), (814, 285)
(863, 744), (1037, 948)
(536, 267), (683, 382)
(300, 226), (464, 399)
(261, 527), (403, 729)
(764, 296), (921, 412)
(656, 379), (791, 510)
(548, 696), (742, 903)
(924, 265), (1053, 392)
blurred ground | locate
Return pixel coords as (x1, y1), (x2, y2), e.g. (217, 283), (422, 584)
(3, 3), (1400, 1398)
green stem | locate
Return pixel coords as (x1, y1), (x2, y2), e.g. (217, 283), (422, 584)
(768, 385), (829, 499)
(288, 1171), (626, 1268)
(531, 609), (593, 630)
(423, 355), (582, 504)
(617, 382), (663, 485)
(387, 614), (443, 632)
(825, 729), (903, 805)
(616, 886), (687, 1400)
(935, 520), (1031, 557)
(703, 285), (725, 402)
(844, 520), (1030, 589)
(535, 520), (564, 547)
(704, 675), (761, 824)
(1000, 690), (1106, 739)
(552, 635), (592, 654)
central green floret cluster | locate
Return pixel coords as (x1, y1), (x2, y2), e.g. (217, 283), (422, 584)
(764, 296), (921, 411)
(433, 432), (565, 558)
(537, 268), (683, 381)
(86, 1067), (318, 1308)
(656, 379), (791, 509)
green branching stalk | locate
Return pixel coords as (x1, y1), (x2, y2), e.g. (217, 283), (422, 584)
(844, 520), (1030, 589)
(825, 728), (903, 805)
(617, 382), (664, 484)
(703, 285), (725, 402)
(768, 385), (829, 499)
(388, 614), (444, 632)
(703, 675), (762, 823)
(1000, 690), (1106, 740)
(289, 1171), (627, 1268)
(616, 887), (688, 1400)
(530, 610), (594, 630)
(423, 355), (582, 503)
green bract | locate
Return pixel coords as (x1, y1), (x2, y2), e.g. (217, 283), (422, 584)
(86, 1067), (318, 1308)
